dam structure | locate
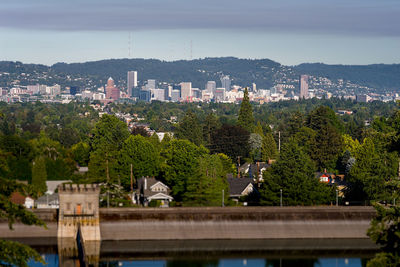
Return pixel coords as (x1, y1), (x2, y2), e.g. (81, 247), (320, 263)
(57, 184), (101, 266)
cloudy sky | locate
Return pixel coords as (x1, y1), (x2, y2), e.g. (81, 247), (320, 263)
(0, 0), (399, 65)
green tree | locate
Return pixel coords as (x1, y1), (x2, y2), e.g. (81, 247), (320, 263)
(346, 138), (398, 202)
(71, 141), (91, 167)
(0, 178), (46, 267)
(261, 132), (278, 162)
(367, 204), (400, 267)
(88, 114), (130, 183)
(203, 113), (220, 147)
(183, 154), (229, 206)
(210, 124), (250, 161)
(161, 139), (208, 201)
(175, 110), (203, 146)
(237, 88), (255, 132)
(260, 139), (334, 206)
(119, 135), (160, 189)
(31, 156), (47, 195)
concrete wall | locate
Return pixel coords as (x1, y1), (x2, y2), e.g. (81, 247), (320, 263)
(0, 207), (376, 240)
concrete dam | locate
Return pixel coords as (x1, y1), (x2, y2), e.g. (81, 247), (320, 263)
(0, 206), (376, 240)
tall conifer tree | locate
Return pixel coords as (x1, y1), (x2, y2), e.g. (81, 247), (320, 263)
(238, 88), (255, 132)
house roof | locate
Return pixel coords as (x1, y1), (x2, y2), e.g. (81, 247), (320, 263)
(227, 178), (255, 197)
(137, 177), (172, 199)
(147, 192), (173, 201)
(10, 192), (29, 205)
(46, 180), (71, 194)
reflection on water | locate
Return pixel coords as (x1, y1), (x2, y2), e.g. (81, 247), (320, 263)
(23, 239), (374, 267)
(29, 257), (368, 267)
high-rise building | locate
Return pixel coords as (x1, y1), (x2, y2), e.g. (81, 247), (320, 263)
(206, 81), (216, 94)
(127, 71), (138, 97)
(299, 75), (309, 99)
(106, 77), (120, 100)
(220, 76), (231, 91)
(180, 82), (192, 101)
(146, 79), (156, 90)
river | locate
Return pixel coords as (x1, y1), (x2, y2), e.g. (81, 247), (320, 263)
(19, 238), (376, 267)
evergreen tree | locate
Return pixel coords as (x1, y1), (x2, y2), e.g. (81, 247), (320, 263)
(238, 88), (255, 132)
(210, 124), (250, 161)
(203, 113), (220, 147)
(261, 132), (278, 162)
(183, 154), (229, 206)
(175, 110), (203, 146)
(161, 139), (208, 201)
(260, 139), (334, 206)
(31, 156), (47, 195)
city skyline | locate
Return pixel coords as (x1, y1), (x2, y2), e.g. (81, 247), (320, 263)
(0, 0), (399, 66)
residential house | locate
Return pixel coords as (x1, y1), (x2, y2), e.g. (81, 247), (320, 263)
(10, 192), (34, 209)
(135, 177), (173, 207)
(227, 178), (258, 204)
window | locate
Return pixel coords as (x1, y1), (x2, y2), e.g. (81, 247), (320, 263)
(88, 202), (92, 210)
(66, 203), (71, 210)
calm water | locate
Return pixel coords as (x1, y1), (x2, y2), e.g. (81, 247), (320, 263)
(22, 239), (375, 267)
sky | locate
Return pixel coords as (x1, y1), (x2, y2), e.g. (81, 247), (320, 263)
(0, 0), (399, 66)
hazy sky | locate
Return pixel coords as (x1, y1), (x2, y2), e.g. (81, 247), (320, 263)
(0, 0), (399, 65)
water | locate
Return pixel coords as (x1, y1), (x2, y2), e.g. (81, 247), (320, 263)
(22, 239), (375, 267)
(30, 256), (367, 267)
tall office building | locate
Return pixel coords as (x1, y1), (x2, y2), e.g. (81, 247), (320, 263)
(220, 75), (231, 91)
(299, 75), (309, 99)
(180, 82), (192, 101)
(206, 81), (216, 94)
(106, 77), (120, 100)
(127, 71), (137, 97)
(146, 79), (156, 90)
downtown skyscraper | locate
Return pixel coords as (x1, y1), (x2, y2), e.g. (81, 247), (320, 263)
(299, 75), (309, 99)
(127, 71), (138, 97)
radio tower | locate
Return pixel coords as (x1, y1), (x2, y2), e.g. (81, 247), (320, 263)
(190, 40), (193, 60)
(128, 32), (132, 58)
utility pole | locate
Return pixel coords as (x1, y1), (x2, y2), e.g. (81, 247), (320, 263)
(106, 158), (110, 208)
(280, 189), (283, 207)
(222, 189), (224, 207)
(130, 163), (133, 193)
(278, 131), (281, 152)
(237, 156), (241, 178)
(336, 189), (339, 206)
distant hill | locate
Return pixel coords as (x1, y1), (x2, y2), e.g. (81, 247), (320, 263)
(294, 63), (400, 90)
(1, 57), (400, 91)
(51, 57), (282, 89)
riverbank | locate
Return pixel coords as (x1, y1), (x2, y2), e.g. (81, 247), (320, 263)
(0, 206), (376, 240)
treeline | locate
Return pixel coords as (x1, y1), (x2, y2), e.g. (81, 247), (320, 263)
(0, 96), (399, 206)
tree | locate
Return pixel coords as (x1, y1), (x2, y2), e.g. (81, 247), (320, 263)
(261, 132), (278, 162)
(367, 204), (400, 267)
(71, 141), (91, 167)
(161, 139), (208, 201)
(175, 110), (203, 146)
(0, 178), (46, 267)
(203, 113), (220, 147)
(346, 138), (398, 202)
(249, 133), (263, 162)
(237, 87), (254, 132)
(88, 114), (130, 183)
(183, 154), (229, 206)
(31, 156), (47, 195)
(210, 124), (250, 161)
(131, 126), (150, 137)
(119, 135), (160, 189)
(260, 139), (334, 206)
